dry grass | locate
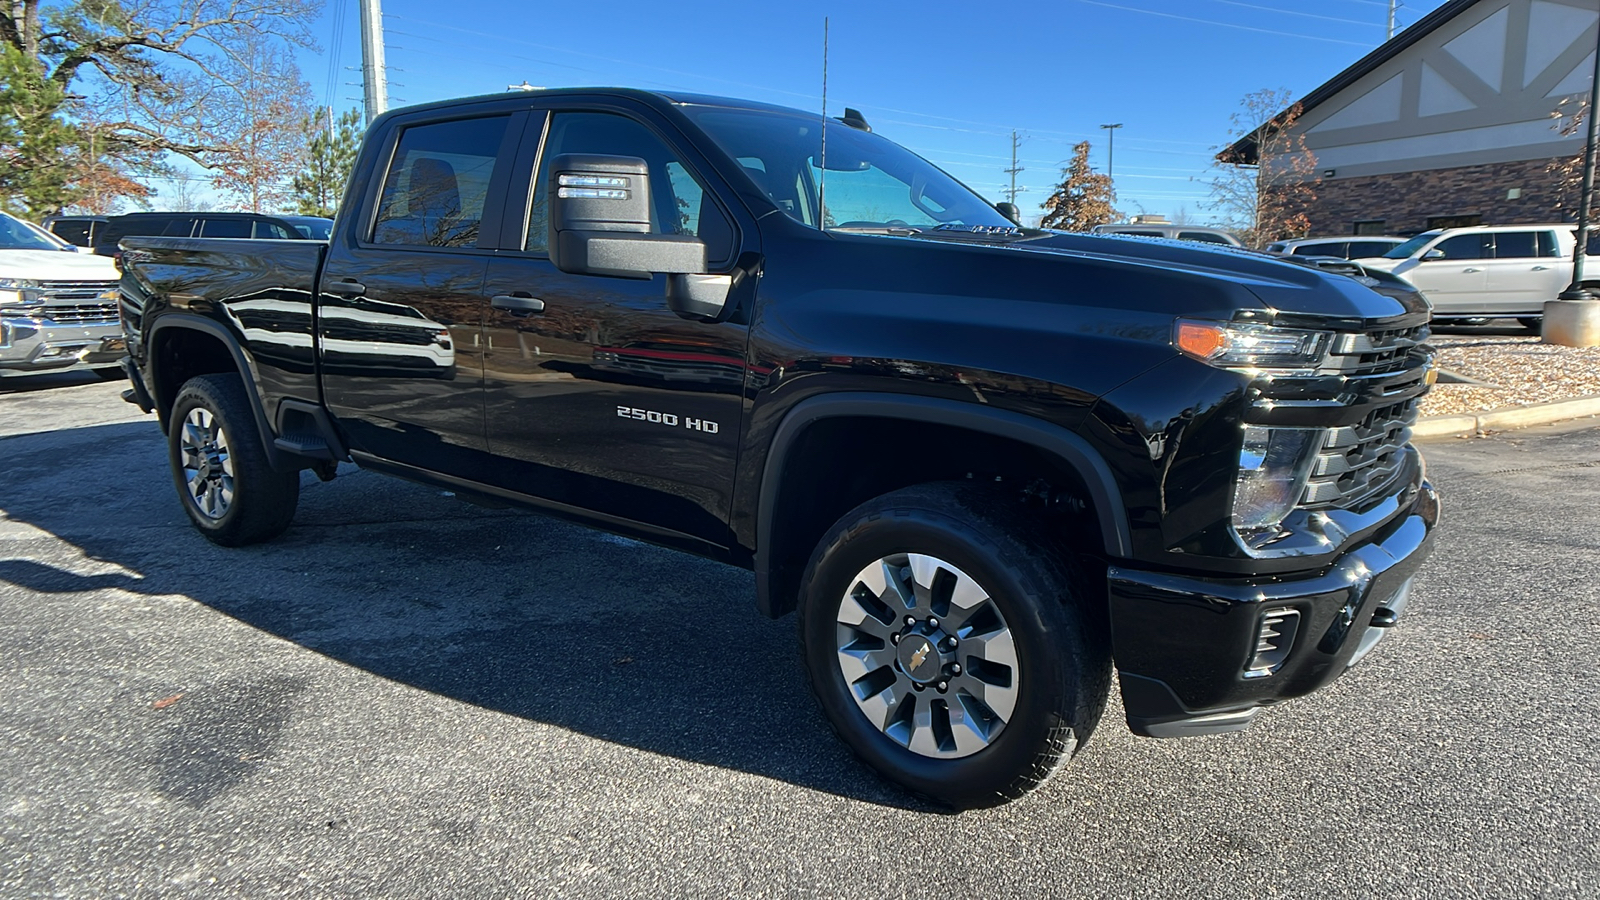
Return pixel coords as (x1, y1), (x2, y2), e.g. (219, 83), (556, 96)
(1421, 333), (1600, 417)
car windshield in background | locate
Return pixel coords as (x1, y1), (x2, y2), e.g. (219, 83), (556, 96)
(1383, 233), (1437, 259)
(681, 105), (1011, 232)
(285, 217), (334, 240)
(0, 214), (69, 252)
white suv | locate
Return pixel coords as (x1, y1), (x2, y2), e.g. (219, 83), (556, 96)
(1354, 225), (1578, 324)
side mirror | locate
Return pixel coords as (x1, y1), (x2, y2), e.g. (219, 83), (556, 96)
(547, 154), (707, 280)
(1422, 248), (1445, 260)
(546, 153), (733, 319)
(996, 202), (1022, 226)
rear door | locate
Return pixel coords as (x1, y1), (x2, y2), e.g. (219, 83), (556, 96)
(1405, 232), (1489, 314)
(317, 108), (526, 472)
(1484, 230), (1564, 311)
(476, 103), (755, 546)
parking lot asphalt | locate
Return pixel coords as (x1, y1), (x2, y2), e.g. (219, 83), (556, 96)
(1, 373), (1596, 899)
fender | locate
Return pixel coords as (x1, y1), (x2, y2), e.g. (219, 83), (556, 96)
(754, 392), (1133, 616)
(146, 313), (296, 473)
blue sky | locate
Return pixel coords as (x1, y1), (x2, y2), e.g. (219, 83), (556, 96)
(290, 0), (1450, 223)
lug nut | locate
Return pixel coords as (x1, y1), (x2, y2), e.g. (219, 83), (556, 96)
(951, 664), (962, 675)
(936, 681), (948, 692)
(913, 682), (925, 691)
(927, 617), (939, 628)
(944, 637), (958, 650)
(890, 634), (900, 645)
(905, 616), (917, 626)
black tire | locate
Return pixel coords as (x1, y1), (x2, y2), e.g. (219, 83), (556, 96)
(1519, 317), (1541, 331)
(91, 366), (126, 381)
(167, 373), (299, 546)
(798, 482), (1110, 808)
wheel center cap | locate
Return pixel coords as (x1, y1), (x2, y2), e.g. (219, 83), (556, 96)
(897, 634), (943, 684)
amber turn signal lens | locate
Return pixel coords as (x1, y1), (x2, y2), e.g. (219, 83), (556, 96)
(1176, 321), (1227, 359)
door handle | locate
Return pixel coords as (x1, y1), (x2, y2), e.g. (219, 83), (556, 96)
(491, 293), (546, 315)
(1462, 267), (1482, 273)
(323, 279), (366, 298)
(1532, 266), (1550, 271)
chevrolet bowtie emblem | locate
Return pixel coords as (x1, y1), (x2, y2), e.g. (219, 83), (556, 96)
(909, 643), (930, 671)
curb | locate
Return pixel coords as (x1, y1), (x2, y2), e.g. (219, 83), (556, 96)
(1415, 394), (1600, 438)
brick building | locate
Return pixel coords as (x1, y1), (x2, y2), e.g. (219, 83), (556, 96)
(1225, 0), (1597, 237)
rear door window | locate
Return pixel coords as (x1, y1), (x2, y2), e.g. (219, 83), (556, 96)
(372, 115), (512, 248)
(1491, 232), (1539, 259)
(1179, 231), (1233, 245)
(199, 218), (252, 238)
(1348, 241), (1395, 258)
(254, 220), (294, 239)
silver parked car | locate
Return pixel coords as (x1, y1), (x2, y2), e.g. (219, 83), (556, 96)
(1265, 236), (1408, 259)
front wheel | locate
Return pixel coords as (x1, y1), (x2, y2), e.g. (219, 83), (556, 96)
(1519, 317), (1541, 331)
(167, 373), (299, 546)
(799, 482), (1110, 808)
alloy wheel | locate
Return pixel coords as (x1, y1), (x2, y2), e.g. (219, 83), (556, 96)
(835, 553), (1020, 758)
(179, 407), (235, 519)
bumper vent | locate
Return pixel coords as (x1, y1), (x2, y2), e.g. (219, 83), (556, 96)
(1244, 608), (1300, 678)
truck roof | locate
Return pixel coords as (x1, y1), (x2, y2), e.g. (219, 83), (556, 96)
(380, 87), (816, 121)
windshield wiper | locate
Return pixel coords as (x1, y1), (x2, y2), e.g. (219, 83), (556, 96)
(827, 225), (925, 235)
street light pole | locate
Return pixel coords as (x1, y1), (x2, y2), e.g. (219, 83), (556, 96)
(1559, 26), (1600, 302)
(1100, 123), (1123, 178)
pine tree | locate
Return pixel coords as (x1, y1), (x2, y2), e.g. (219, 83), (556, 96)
(0, 43), (80, 215)
(1039, 141), (1117, 232)
(292, 109), (364, 218)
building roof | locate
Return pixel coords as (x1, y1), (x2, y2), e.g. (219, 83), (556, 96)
(1220, 0), (1482, 165)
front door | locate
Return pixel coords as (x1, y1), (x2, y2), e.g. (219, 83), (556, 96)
(318, 112), (524, 471)
(1402, 232), (1489, 315)
(479, 108), (753, 546)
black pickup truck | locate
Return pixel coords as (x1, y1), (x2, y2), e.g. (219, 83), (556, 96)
(117, 89), (1439, 808)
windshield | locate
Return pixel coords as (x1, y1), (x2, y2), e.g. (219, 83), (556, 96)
(0, 214), (69, 251)
(1383, 232), (1438, 259)
(681, 105), (1011, 231)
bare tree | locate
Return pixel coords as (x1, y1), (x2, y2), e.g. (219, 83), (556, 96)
(1206, 88), (1319, 248)
(207, 31), (311, 211)
(1, 0), (321, 215)
(1550, 98), (1590, 221)
(1039, 141), (1118, 232)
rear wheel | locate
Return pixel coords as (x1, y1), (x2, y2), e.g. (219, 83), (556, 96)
(1519, 317), (1541, 331)
(167, 373), (299, 546)
(799, 482), (1109, 808)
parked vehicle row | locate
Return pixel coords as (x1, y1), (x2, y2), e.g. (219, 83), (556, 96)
(116, 88), (1438, 808)
(42, 212), (334, 255)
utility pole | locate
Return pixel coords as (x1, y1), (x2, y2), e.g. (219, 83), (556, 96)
(1002, 130), (1027, 204)
(1386, 0), (1398, 40)
(1100, 123), (1123, 178)
(359, 0), (388, 124)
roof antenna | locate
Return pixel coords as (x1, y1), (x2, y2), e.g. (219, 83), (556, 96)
(818, 16), (829, 231)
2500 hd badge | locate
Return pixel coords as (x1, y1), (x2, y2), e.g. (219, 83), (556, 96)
(616, 405), (720, 433)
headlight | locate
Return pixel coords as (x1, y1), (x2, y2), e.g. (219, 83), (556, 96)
(1175, 319), (1330, 373)
(0, 278), (41, 309)
(1234, 426), (1323, 533)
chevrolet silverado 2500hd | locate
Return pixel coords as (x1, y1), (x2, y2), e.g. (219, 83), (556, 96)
(118, 90), (1440, 808)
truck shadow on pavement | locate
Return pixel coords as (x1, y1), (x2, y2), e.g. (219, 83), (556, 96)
(0, 419), (936, 811)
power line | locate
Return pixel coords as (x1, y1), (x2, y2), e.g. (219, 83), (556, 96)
(1075, 0), (1373, 47)
(1208, 0), (1383, 28)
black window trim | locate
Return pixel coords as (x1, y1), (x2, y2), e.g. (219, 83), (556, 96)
(494, 97), (746, 271)
(354, 106), (530, 256)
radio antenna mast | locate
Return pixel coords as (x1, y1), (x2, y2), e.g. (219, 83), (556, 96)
(818, 16), (829, 230)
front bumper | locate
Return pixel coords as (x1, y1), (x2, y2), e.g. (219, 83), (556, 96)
(0, 317), (125, 375)
(1109, 476), (1440, 738)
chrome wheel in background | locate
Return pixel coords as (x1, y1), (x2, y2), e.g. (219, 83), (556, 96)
(835, 553), (1019, 759)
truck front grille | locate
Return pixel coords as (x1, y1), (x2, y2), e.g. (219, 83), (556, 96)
(36, 280), (119, 301)
(1322, 324), (1430, 377)
(41, 302), (120, 325)
(1303, 396), (1419, 509)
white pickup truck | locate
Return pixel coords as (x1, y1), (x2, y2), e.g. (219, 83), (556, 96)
(0, 212), (126, 379)
(1354, 224), (1585, 326)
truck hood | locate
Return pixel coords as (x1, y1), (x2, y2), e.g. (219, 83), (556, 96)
(0, 248), (121, 281)
(997, 232), (1429, 324)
